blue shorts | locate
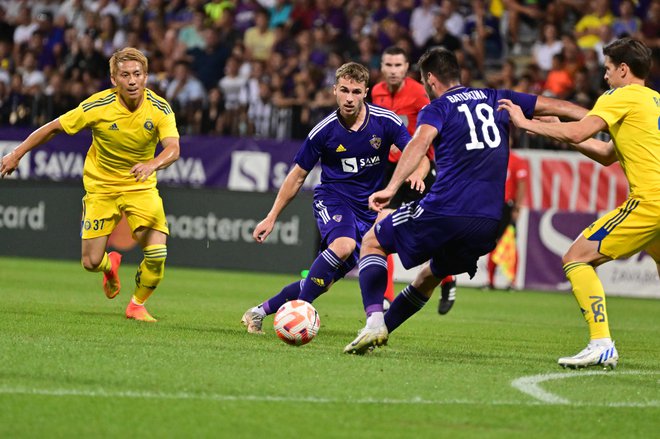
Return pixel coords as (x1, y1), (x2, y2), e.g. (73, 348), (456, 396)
(374, 201), (499, 279)
(312, 191), (375, 280)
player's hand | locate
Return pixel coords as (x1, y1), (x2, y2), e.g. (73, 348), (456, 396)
(405, 173), (425, 193)
(130, 162), (158, 182)
(368, 188), (395, 212)
(253, 217), (275, 243)
(1, 151), (20, 178)
(497, 99), (527, 128)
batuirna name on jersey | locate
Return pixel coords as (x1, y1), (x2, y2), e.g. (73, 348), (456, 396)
(445, 90), (488, 103)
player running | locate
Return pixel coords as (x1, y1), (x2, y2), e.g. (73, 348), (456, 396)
(1, 47), (180, 322)
(241, 62), (413, 334)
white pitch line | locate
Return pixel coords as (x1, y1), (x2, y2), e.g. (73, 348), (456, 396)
(511, 370), (660, 405)
(1, 382), (659, 407)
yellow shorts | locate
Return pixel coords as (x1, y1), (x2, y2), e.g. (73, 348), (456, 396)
(583, 197), (660, 262)
(81, 189), (169, 240)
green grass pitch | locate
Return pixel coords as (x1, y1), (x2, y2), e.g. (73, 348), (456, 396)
(1, 256), (658, 438)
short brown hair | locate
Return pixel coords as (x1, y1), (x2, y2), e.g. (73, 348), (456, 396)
(335, 62), (369, 87)
(603, 37), (652, 79)
(109, 47), (148, 77)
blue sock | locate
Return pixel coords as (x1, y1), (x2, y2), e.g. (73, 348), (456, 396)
(384, 285), (428, 333)
(264, 280), (303, 315)
(358, 254), (388, 316)
(298, 249), (343, 303)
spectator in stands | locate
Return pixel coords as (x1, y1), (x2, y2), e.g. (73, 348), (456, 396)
(19, 51), (46, 95)
(574, 0), (614, 50)
(218, 56), (248, 136)
(532, 22), (564, 73)
(63, 32), (106, 83)
(612, 0), (641, 38)
(188, 27), (230, 90)
(204, 0), (234, 25)
(639, 0), (660, 49)
(246, 81), (274, 138)
(440, 0), (466, 39)
(543, 53), (575, 99)
(177, 8), (206, 50)
(567, 66), (599, 108)
(501, 0), (543, 55)
(199, 86), (225, 135)
(95, 13), (126, 58)
(269, 0), (292, 29)
(166, 59), (205, 133)
(243, 8), (275, 62)
(462, 0), (503, 74)
(410, 0), (441, 49)
(13, 5), (38, 49)
(422, 11), (462, 55)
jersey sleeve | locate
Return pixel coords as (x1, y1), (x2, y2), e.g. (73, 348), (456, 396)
(417, 104), (444, 134)
(391, 120), (412, 150)
(58, 105), (88, 135)
(157, 111), (180, 140)
(501, 89), (538, 118)
(294, 133), (323, 171)
(586, 90), (628, 127)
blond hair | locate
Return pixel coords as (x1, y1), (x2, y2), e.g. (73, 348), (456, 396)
(335, 62), (369, 87)
(109, 47), (148, 77)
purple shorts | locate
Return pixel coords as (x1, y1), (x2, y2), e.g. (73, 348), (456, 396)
(374, 201), (499, 279)
(312, 191), (375, 279)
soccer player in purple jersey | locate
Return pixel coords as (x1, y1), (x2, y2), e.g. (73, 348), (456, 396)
(241, 62), (414, 334)
(344, 48), (589, 354)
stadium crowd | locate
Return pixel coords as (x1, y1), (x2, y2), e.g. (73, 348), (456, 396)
(0, 0), (658, 147)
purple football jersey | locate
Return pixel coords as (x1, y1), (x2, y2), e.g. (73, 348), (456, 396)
(417, 86), (537, 219)
(295, 103), (411, 218)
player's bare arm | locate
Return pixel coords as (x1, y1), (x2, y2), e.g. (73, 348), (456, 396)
(571, 139), (618, 166)
(1, 119), (64, 178)
(369, 124), (437, 212)
(498, 99), (607, 144)
(253, 164), (309, 243)
(533, 95), (589, 120)
(130, 136), (180, 182)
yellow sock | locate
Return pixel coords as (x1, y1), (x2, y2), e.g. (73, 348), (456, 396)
(563, 262), (611, 340)
(133, 244), (167, 305)
(83, 252), (111, 273)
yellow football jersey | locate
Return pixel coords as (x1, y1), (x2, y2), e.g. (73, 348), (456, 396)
(59, 88), (179, 194)
(587, 84), (660, 200)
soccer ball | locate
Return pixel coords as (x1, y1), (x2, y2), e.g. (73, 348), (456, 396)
(273, 300), (320, 346)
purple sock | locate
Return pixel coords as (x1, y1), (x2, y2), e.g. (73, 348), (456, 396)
(264, 280), (303, 315)
(384, 285), (428, 333)
(358, 254), (388, 316)
(298, 249), (343, 303)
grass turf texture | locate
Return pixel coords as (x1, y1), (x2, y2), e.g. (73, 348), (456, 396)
(0, 256), (658, 438)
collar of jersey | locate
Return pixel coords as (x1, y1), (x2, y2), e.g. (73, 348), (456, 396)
(336, 103), (369, 132)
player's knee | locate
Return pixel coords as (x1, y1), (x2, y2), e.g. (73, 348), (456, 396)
(81, 254), (102, 272)
(328, 238), (356, 260)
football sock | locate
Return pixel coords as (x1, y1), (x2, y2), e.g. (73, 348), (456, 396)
(263, 280), (303, 315)
(366, 311), (384, 328)
(383, 254), (395, 302)
(384, 285), (428, 333)
(133, 244), (167, 305)
(298, 249), (343, 303)
(563, 262), (611, 340)
(487, 254), (496, 286)
(83, 252), (111, 273)
(250, 304), (267, 317)
(358, 254), (388, 316)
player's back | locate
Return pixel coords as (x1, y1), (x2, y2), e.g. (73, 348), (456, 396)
(418, 86), (537, 220)
(588, 84), (660, 200)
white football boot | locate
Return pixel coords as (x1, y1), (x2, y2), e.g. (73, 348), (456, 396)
(343, 324), (388, 355)
(241, 309), (265, 334)
(558, 340), (619, 369)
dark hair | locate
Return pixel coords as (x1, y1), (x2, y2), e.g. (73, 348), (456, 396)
(382, 46), (408, 62)
(603, 37), (652, 79)
(417, 47), (460, 84)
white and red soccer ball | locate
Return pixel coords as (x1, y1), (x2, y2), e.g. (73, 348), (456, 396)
(273, 300), (320, 346)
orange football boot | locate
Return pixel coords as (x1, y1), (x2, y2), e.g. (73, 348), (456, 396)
(102, 251), (122, 299)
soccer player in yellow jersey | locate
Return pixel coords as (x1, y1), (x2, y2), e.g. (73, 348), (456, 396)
(499, 37), (660, 369)
(0, 47), (180, 322)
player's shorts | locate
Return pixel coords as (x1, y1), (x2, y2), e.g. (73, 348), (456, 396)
(81, 189), (169, 240)
(374, 201), (499, 279)
(583, 197), (660, 262)
(312, 190), (375, 280)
